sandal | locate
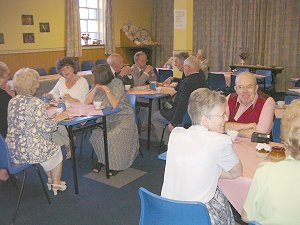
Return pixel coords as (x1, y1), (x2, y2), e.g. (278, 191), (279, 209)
(92, 162), (103, 173)
(109, 170), (122, 176)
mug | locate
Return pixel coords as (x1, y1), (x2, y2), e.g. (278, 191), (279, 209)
(57, 103), (67, 111)
(150, 82), (157, 90)
(93, 101), (102, 110)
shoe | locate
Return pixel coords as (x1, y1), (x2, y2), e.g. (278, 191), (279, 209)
(47, 180), (66, 191)
(109, 170), (122, 176)
(52, 182), (67, 196)
(92, 162), (103, 173)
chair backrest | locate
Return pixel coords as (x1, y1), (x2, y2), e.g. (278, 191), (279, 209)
(81, 60), (95, 71)
(284, 92), (300, 104)
(34, 68), (47, 76)
(207, 73), (227, 91)
(248, 221), (262, 225)
(138, 187), (211, 225)
(158, 69), (173, 82)
(272, 117), (281, 143)
(295, 80), (300, 88)
(126, 93), (138, 124)
(181, 111), (192, 126)
(232, 68), (249, 76)
(49, 66), (58, 75)
(256, 69), (272, 89)
(0, 135), (29, 174)
(230, 75), (237, 89)
(95, 59), (106, 65)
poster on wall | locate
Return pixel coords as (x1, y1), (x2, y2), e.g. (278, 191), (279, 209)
(23, 33), (35, 43)
(39, 23), (50, 33)
(174, 9), (187, 29)
(22, 15), (34, 25)
(0, 33), (4, 44)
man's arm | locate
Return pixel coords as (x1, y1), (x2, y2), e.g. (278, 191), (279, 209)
(131, 66), (149, 86)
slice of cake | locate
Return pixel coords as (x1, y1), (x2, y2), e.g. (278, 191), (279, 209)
(256, 143), (271, 159)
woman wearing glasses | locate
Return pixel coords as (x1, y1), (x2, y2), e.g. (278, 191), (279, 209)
(225, 72), (275, 138)
(161, 88), (242, 224)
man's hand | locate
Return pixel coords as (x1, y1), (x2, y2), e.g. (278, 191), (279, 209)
(119, 66), (132, 77)
(168, 123), (175, 132)
(144, 65), (153, 74)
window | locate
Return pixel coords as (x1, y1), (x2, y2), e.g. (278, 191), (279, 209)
(79, 0), (104, 45)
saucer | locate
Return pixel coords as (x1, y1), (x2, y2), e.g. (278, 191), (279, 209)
(94, 106), (105, 110)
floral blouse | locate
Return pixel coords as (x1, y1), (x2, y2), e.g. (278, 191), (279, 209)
(6, 95), (60, 165)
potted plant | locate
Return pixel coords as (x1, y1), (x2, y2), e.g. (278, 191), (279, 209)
(81, 33), (90, 45)
(239, 48), (249, 65)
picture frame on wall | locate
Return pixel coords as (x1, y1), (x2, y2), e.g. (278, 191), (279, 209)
(0, 33), (4, 44)
(39, 23), (50, 33)
(23, 33), (35, 43)
(22, 15), (34, 25)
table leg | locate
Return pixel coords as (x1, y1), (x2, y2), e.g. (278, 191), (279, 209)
(147, 99), (153, 150)
(66, 126), (79, 194)
(102, 116), (110, 179)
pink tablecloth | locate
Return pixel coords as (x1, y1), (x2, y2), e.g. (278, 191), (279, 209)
(218, 138), (283, 214)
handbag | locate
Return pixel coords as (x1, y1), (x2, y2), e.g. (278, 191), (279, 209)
(162, 93), (176, 110)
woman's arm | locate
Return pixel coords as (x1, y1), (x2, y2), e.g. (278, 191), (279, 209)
(84, 86), (97, 104)
(99, 85), (120, 108)
(220, 160), (243, 179)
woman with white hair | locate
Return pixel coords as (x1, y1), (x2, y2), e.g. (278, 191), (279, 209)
(196, 49), (209, 79)
(6, 68), (69, 195)
(161, 88), (242, 224)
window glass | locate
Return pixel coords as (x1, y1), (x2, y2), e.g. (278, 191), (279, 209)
(89, 9), (97, 19)
(88, 20), (98, 32)
(79, 0), (86, 7)
(80, 8), (88, 19)
(87, 0), (98, 8)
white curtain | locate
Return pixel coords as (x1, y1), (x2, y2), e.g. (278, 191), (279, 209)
(193, 0), (300, 91)
(152, 0), (174, 67)
(104, 0), (115, 54)
(66, 0), (82, 57)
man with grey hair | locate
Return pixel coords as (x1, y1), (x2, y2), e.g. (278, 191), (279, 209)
(106, 53), (134, 86)
(130, 51), (156, 86)
(152, 56), (208, 147)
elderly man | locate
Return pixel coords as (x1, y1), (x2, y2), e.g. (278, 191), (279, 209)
(196, 49), (209, 79)
(225, 72), (275, 138)
(130, 51), (156, 86)
(106, 53), (133, 86)
(152, 56), (208, 146)
(163, 52), (189, 88)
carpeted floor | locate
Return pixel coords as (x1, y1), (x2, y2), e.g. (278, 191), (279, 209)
(0, 139), (165, 225)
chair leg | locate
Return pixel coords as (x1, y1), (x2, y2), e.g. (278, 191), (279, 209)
(159, 125), (167, 154)
(12, 171), (26, 225)
(33, 165), (51, 204)
(138, 147), (144, 158)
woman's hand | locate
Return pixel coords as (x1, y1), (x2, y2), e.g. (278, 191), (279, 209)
(54, 112), (69, 122)
(95, 84), (111, 94)
(44, 93), (53, 99)
(62, 93), (79, 102)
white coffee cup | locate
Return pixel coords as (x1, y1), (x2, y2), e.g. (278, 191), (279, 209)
(125, 85), (131, 91)
(156, 87), (162, 93)
(55, 107), (63, 114)
(226, 129), (239, 142)
(93, 101), (102, 110)
(277, 101), (285, 108)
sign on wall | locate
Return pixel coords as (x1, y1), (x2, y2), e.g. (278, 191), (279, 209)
(174, 9), (187, 29)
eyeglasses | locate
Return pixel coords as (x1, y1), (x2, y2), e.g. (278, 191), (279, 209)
(208, 113), (227, 119)
(236, 84), (255, 91)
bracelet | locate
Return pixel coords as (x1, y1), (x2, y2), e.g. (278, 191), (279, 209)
(105, 90), (111, 93)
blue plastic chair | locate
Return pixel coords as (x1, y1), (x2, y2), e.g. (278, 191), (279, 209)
(49, 66), (58, 75)
(284, 91), (300, 104)
(272, 117), (281, 143)
(157, 69), (173, 82)
(207, 73), (227, 92)
(295, 80), (300, 87)
(95, 59), (106, 65)
(34, 68), (47, 76)
(126, 93), (143, 157)
(158, 112), (192, 153)
(248, 221), (262, 225)
(256, 69), (272, 91)
(232, 68), (250, 76)
(0, 135), (51, 225)
(138, 187), (211, 225)
(81, 60), (94, 71)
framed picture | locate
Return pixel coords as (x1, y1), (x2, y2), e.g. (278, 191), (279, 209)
(0, 33), (4, 44)
(23, 33), (35, 43)
(39, 23), (50, 33)
(22, 15), (34, 25)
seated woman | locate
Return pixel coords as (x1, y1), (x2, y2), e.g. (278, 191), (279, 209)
(242, 100), (300, 224)
(84, 65), (139, 176)
(46, 57), (89, 159)
(46, 57), (89, 103)
(0, 62), (12, 182)
(161, 88), (242, 224)
(5, 68), (69, 195)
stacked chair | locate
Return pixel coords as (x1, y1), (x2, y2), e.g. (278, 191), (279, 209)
(34, 68), (47, 76)
(81, 60), (94, 71)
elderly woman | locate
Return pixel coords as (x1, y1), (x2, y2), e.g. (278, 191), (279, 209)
(46, 57), (89, 103)
(0, 62), (12, 182)
(84, 65), (139, 176)
(242, 101), (300, 224)
(196, 49), (209, 79)
(161, 88), (242, 224)
(5, 68), (69, 195)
